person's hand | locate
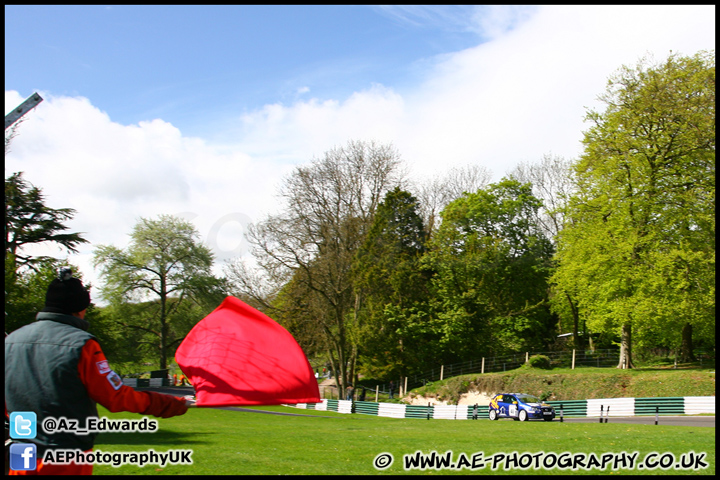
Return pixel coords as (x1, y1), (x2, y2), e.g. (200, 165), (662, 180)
(184, 395), (197, 407)
(143, 391), (189, 418)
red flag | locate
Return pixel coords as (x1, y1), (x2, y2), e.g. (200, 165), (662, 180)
(176, 296), (320, 406)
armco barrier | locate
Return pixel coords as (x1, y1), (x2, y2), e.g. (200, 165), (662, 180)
(121, 378), (151, 388)
(587, 398), (635, 417)
(635, 397), (684, 416)
(337, 400), (353, 414)
(287, 395), (713, 420)
(404, 405), (431, 419)
(354, 401), (379, 416)
(123, 378), (137, 387)
(546, 400), (587, 417)
(473, 405), (490, 419)
(378, 403), (406, 419)
(433, 405), (469, 420)
(684, 396), (715, 414)
(122, 377), (170, 387)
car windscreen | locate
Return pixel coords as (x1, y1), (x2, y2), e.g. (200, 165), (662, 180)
(516, 395), (540, 404)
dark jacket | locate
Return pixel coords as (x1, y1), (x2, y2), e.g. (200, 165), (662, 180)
(5, 312), (98, 454)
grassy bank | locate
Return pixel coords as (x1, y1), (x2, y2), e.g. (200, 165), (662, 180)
(93, 404), (714, 475)
(408, 366), (716, 404)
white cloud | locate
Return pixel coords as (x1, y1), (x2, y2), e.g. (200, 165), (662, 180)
(5, 91), (281, 296)
(5, 5), (714, 301)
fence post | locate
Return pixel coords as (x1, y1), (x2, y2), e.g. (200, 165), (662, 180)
(440, 365), (444, 381)
(404, 377), (408, 397)
(375, 385), (379, 403)
(427, 402), (431, 420)
(599, 405), (604, 423)
(572, 349), (576, 370)
(481, 358), (485, 374)
(655, 406), (658, 425)
(560, 404), (564, 423)
(525, 352), (529, 363)
(605, 406), (610, 423)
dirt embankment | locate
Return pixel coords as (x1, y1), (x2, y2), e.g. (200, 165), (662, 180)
(404, 368), (716, 405)
(406, 391), (494, 406)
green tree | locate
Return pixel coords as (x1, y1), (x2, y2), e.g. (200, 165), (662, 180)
(4, 258), (102, 335)
(93, 214), (226, 370)
(5, 172), (89, 272)
(553, 51), (715, 367)
(232, 140), (405, 398)
(353, 187), (430, 378)
(5, 172), (92, 335)
(423, 179), (556, 360)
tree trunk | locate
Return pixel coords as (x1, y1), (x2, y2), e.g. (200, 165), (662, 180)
(327, 349), (343, 400)
(679, 323), (695, 363)
(616, 322), (634, 369)
(565, 292), (583, 350)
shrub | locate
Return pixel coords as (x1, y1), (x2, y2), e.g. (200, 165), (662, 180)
(527, 355), (552, 370)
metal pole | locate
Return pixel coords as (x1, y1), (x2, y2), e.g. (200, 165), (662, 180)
(560, 404), (564, 422)
(605, 406), (609, 423)
(655, 406), (659, 425)
(599, 405), (604, 423)
(5, 92), (43, 130)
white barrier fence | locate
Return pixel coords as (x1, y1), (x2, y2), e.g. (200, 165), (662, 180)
(587, 398), (635, 417)
(337, 400), (353, 414)
(378, 403), (406, 419)
(288, 396), (714, 419)
(433, 405), (469, 420)
(684, 396), (715, 415)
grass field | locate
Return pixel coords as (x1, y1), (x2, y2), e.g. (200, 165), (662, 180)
(93, 404), (714, 475)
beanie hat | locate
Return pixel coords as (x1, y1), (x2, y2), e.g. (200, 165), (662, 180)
(43, 267), (91, 314)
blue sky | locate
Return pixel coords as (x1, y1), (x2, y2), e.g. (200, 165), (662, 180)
(4, 5), (715, 298)
(6, 5), (493, 138)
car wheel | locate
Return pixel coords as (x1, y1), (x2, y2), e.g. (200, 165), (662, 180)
(543, 416), (553, 422)
(518, 409), (528, 422)
(489, 409), (498, 421)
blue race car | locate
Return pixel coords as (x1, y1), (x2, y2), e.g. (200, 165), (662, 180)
(488, 393), (555, 422)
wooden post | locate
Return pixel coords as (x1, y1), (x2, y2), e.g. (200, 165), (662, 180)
(481, 357), (485, 374)
(404, 377), (408, 397)
(572, 349), (576, 370)
(440, 365), (444, 381)
(375, 385), (379, 403)
(525, 352), (529, 363)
